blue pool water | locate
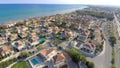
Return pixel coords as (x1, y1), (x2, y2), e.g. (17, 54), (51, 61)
(58, 32), (62, 37)
(37, 38), (45, 43)
(31, 58), (39, 65)
(13, 43), (17, 47)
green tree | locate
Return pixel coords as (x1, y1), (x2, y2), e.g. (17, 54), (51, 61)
(109, 35), (116, 47)
(88, 28), (94, 40)
(75, 10), (114, 21)
(66, 49), (86, 63)
(111, 64), (116, 68)
(19, 51), (30, 58)
(86, 61), (95, 68)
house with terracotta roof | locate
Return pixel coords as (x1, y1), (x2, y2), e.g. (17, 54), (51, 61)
(92, 29), (102, 45)
(52, 52), (68, 68)
(47, 27), (53, 34)
(81, 31), (88, 37)
(60, 28), (65, 32)
(76, 30), (88, 42)
(28, 37), (39, 46)
(43, 21), (49, 27)
(79, 43), (96, 55)
(53, 26), (60, 34)
(5, 29), (11, 36)
(18, 32), (27, 38)
(30, 30), (38, 37)
(15, 26), (28, 33)
(0, 36), (8, 45)
(34, 23), (40, 28)
(70, 41), (78, 47)
(12, 40), (25, 50)
(32, 18), (38, 23)
(31, 29), (40, 36)
(64, 29), (73, 37)
(25, 19), (32, 25)
(39, 48), (56, 61)
(75, 24), (82, 30)
(0, 45), (11, 56)
(2, 22), (15, 27)
(77, 35), (87, 42)
(21, 26), (28, 31)
(9, 33), (18, 41)
(15, 26), (21, 33)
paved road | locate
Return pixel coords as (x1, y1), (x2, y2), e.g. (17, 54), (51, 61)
(87, 22), (112, 68)
(0, 52), (20, 63)
(62, 51), (78, 68)
(112, 14), (120, 68)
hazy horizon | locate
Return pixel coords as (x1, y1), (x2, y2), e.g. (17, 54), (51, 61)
(0, 0), (120, 7)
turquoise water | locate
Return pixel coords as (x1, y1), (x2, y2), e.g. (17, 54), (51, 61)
(31, 58), (39, 65)
(0, 4), (88, 23)
(13, 43), (17, 47)
(37, 38), (45, 43)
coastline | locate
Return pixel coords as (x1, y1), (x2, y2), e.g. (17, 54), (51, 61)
(0, 4), (88, 23)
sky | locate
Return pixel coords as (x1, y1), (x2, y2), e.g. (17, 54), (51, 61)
(0, 0), (120, 6)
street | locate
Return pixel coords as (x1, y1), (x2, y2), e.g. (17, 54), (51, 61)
(87, 22), (112, 68)
(112, 13), (120, 68)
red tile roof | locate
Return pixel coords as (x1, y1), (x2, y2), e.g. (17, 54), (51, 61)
(16, 40), (23, 47)
(39, 48), (55, 57)
(0, 46), (8, 53)
(53, 53), (65, 63)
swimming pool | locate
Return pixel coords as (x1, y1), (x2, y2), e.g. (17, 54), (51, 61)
(37, 38), (45, 43)
(13, 43), (17, 47)
(31, 58), (39, 65)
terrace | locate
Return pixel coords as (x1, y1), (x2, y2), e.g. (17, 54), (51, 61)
(18, 32), (27, 38)
(2, 22), (15, 28)
(79, 43), (96, 55)
(28, 37), (45, 46)
(0, 45), (11, 56)
(39, 48), (56, 60)
(92, 28), (102, 45)
(9, 34), (18, 41)
(0, 37), (8, 45)
(28, 54), (48, 68)
(12, 40), (25, 51)
(53, 52), (68, 68)
(5, 29), (11, 36)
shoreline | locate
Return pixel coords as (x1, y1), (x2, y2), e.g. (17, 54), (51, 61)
(0, 5), (88, 24)
(0, 9), (77, 24)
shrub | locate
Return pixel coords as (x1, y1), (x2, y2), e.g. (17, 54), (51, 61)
(19, 51), (30, 58)
(111, 64), (116, 68)
(66, 49), (86, 63)
(86, 61), (95, 68)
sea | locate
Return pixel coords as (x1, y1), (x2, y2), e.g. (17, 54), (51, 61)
(0, 4), (88, 23)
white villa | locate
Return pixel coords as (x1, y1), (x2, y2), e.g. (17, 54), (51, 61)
(0, 45), (11, 56)
(9, 34), (18, 41)
(12, 40), (25, 50)
(39, 48), (57, 61)
(79, 43), (96, 55)
(0, 37), (8, 45)
(28, 37), (39, 46)
(52, 52), (68, 68)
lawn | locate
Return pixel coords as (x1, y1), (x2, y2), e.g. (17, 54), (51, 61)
(11, 61), (28, 68)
